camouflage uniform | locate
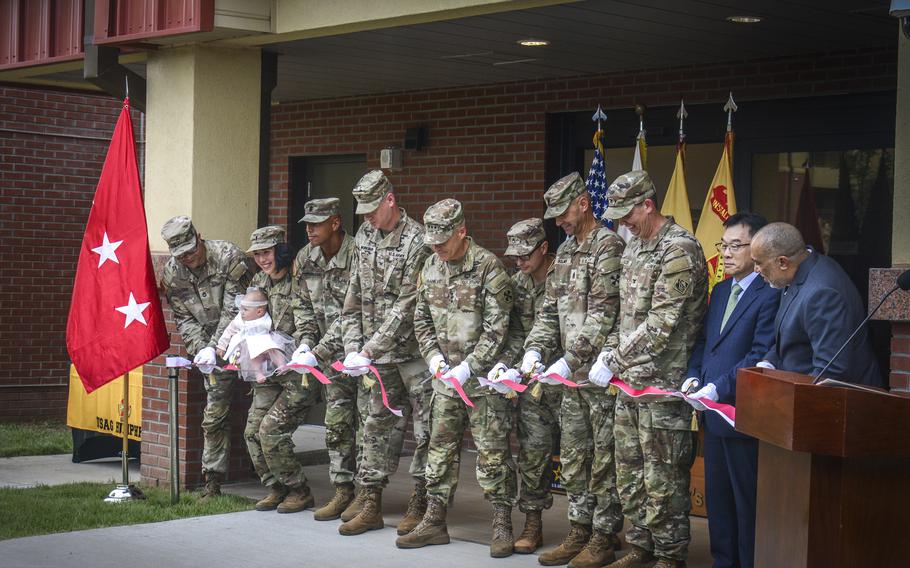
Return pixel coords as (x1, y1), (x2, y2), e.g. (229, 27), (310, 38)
(601, 171), (708, 562)
(160, 216), (253, 477)
(414, 201), (516, 506)
(499, 219), (562, 514)
(294, 201), (367, 488)
(341, 173), (433, 490)
(244, 226), (321, 491)
(524, 173), (626, 537)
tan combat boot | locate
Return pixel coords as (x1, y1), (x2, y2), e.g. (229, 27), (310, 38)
(340, 486), (367, 522)
(314, 483), (355, 521)
(395, 495), (450, 549)
(255, 483), (289, 511)
(538, 521), (592, 566)
(603, 545), (656, 568)
(514, 511), (543, 554)
(396, 479), (428, 535)
(490, 503), (514, 558)
(567, 531), (619, 568)
(338, 487), (384, 535)
(277, 483), (315, 513)
(652, 558), (685, 568)
(199, 471), (222, 500)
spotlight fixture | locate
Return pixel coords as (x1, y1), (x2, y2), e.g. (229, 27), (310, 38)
(726, 15), (762, 23)
(518, 38), (550, 47)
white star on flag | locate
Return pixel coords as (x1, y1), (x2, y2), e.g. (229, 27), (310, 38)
(115, 293), (151, 328)
(90, 232), (123, 268)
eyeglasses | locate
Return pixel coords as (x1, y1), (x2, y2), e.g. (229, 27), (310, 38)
(515, 242), (544, 262)
(715, 241), (751, 253)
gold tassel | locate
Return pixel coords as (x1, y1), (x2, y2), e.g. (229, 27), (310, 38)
(208, 374), (216, 387)
(530, 382), (543, 400)
(505, 390), (517, 400)
(690, 410), (699, 431)
(608, 384), (618, 396)
(363, 376), (376, 389)
(301, 374), (309, 388)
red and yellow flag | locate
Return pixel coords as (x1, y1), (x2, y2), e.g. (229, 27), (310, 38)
(661, 140), (694, 233)
(695, 131), (737, 294)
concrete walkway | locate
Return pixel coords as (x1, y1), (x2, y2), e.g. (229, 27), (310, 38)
(0, 425), (712, 567)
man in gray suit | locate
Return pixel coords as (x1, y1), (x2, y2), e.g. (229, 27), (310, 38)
(750, 222), (882, 386)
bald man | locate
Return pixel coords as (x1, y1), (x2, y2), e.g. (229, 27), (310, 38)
(750, 222), (882, 386)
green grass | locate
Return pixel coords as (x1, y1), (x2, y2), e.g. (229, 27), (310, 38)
(0, 421), (73, 457)
(0, 482), (254, 540)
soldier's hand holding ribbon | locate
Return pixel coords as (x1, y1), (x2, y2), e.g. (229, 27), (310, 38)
(588, 351), (615, 387)
(540, 357), (570, 385)
(194, 346), (217, 375)
(520, 350), (544, 375)
(442, 361), (471, 388)
(341, 351), (371, 376)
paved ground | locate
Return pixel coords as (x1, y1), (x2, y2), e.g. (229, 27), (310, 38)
(0, 424), (712, 567)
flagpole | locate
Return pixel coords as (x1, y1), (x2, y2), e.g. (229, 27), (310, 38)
(121, 371), (129, 484)
(677, 98), (688, 144)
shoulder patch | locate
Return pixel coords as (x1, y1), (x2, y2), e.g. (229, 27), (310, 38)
(228, 259), (249, 281)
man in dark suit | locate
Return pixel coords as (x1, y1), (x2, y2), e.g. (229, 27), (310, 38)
(684, 212), (780, 568)
(750, 222), (882, 386)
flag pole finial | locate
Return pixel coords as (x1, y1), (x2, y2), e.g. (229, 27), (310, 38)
(635, 103), (647, 134)
(676, 99), (688, 140)
(724, 92), (737, 132)
(592, 105), (607, 131)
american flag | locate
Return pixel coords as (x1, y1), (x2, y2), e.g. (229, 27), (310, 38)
(586, 129), (614, 229)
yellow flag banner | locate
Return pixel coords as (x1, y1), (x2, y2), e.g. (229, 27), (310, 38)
(695, 131), (737, 294)
(67, 365), (142, 441)
(661, 141), (694, 234)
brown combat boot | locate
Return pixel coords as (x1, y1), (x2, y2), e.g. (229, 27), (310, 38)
(340, 486), (367, 522)
(514, 511), (543, 554)
(338, 487), (384, 535)
(490, 503), (514, 558)
(567, 530), (619, 568)
(603, 545), (656, 568)
(652, 558), (685, 568)
(538, 521), (592, 566)
(277, 483), (315, 513)
(397, 479), (428, 535)
(395, 495), (450, 549)
(199, 471), (222, 500)
(255, 483), (289, 511)
(314, 483), (355, 521)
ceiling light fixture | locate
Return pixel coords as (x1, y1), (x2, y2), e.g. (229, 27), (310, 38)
(518, 38), (550, 47)
(726, 15), (762, 23)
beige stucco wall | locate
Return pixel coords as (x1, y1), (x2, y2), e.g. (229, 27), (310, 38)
(145, 45), (261, 253)
(895, 30), (910, 266)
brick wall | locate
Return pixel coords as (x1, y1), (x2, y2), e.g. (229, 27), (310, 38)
(891, 322), (910, 391)
(268, 47), (897, 255)
(0, 87), (124, 421)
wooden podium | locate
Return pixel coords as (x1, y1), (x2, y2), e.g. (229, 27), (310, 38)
(735, 367), (910, 568)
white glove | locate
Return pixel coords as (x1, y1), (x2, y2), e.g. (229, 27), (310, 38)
(690, 383), (718, 402)
(680, 377), (700, 394)
(540, 357), (570, 385)
(342, 351), (371, 376)
(292, 350), (318, 368)
(442, 361), (471, 387)
(756, 360), (776, 370)
(194, 346), (217, 374)
(292, 343), (311, 360)
(486, 362), (509, 382)
(588, 352), (615, 387)
(520, 350), (543, 375)
(495, 367), (522, 384)
(429, 353), (449, 375)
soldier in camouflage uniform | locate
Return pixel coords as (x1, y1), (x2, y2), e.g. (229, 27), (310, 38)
(396, 198), (516, 558)
(337, 171), (435, 537)
(591, 171), (708, 568)
(522, 172), (626, 568)
(245, 225), (322, 514)
(160, 216), (253, 498)
(291, 198), (369, 520)
(486, 218), (559, 554)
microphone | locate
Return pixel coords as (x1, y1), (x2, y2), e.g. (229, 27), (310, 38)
(813, 269), (910, 384)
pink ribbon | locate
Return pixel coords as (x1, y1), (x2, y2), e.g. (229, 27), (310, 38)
(608, 377), (737, 427)
(434, 371), (475, 408)
(279, 363), (332, 385)
(331, 361), (404, 417)
(497, 379), (528, 393)
(530, 372), (581, 388)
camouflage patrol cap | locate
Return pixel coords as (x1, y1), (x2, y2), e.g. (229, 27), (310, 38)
(543, 172), (586, 219)
(161, 215), (198, 257)
(247, 225), (286, 253)
(601, 170), (656, 220)
(423, 198), (464, 246)
(505, 218), (546, 257)
(352, 170), (392, 214)
(299, 197), (341, 224)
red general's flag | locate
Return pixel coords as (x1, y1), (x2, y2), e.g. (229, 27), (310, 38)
(66, 99), (169, 393)
(695, 131), (737, 295)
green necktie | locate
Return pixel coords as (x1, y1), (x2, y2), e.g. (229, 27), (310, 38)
(720, 283), (743, 331)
